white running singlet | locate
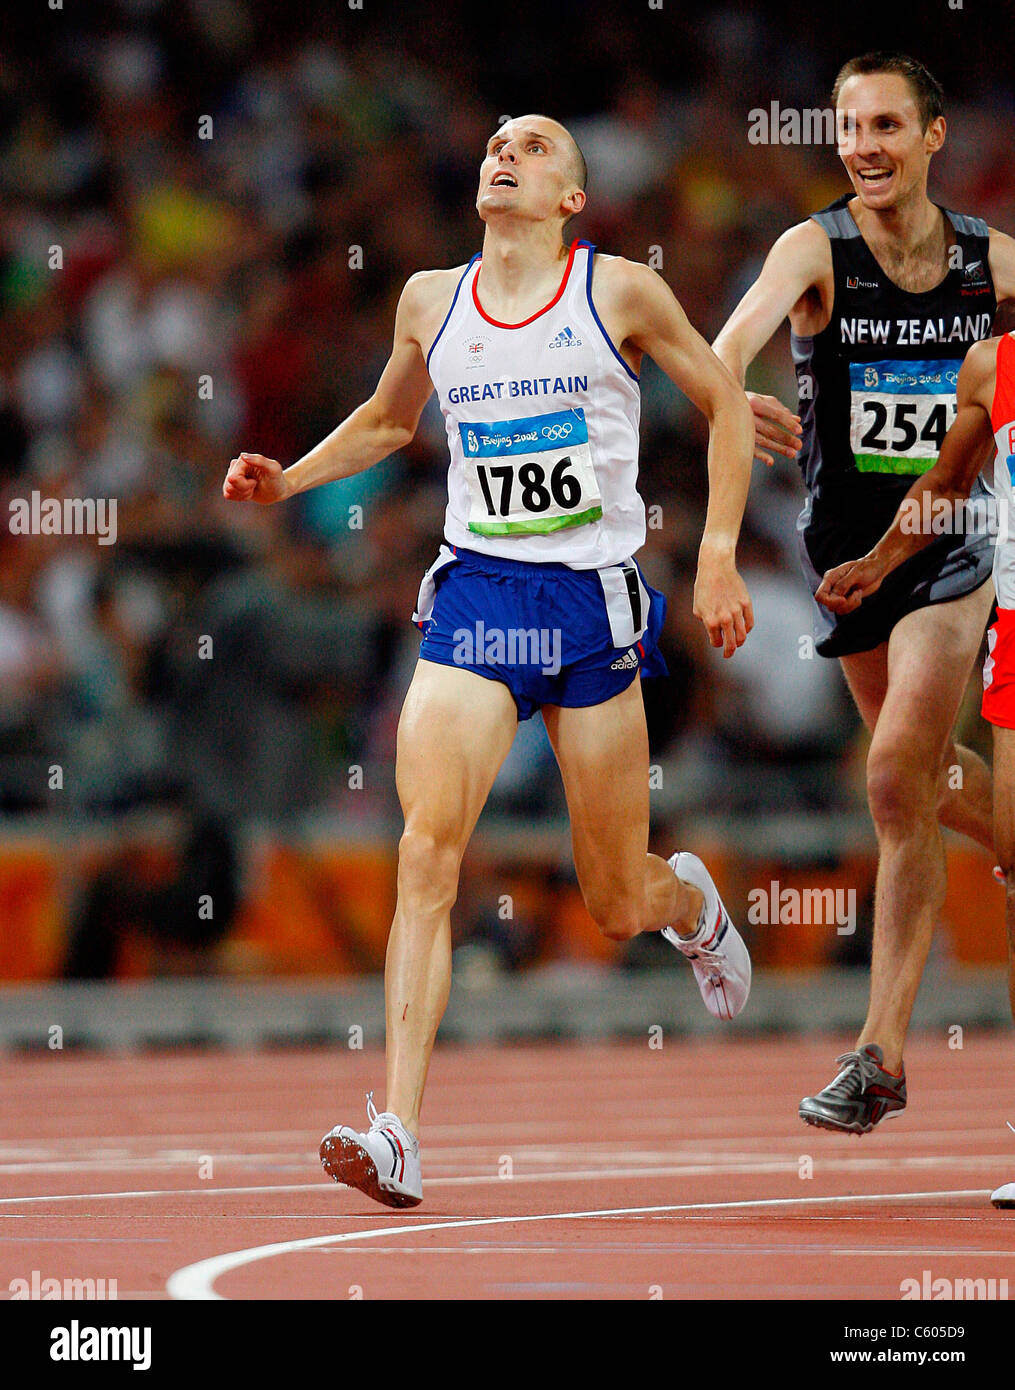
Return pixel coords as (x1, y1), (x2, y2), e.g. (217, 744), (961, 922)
(426, 239), (644, 569)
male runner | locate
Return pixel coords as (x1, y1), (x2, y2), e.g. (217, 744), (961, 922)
(224, 114), (757, 1207)
(712, 52), (1015, 1133)
(816, 330), (1015, 1204)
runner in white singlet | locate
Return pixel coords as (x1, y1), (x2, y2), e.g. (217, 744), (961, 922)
(429, 237), (643, 568)
(224, 114), (758, 1209)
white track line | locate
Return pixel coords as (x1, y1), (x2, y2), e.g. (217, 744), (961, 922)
(0, 1183), (321, 1207)
(1, 1151), (1009, 1208)
(164, 1189), (991, 1300)
(0, 1152), (1008, 1208)
(0, 1140), (1010, 1174)
(240, 1243), (1015, 1258)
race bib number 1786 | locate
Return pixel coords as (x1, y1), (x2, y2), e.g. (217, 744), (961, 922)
(459, 408), (602, 536)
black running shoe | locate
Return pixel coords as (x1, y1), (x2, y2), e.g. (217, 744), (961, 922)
(799, 1044), (907, 1135)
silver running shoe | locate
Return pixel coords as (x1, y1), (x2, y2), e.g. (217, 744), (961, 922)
(799, 1044), (907, 1135)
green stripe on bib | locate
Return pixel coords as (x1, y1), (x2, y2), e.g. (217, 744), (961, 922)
(854, 454), (937, 476)
(468, 504), (604, 536)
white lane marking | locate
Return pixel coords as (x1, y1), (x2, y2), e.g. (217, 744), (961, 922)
(0, 1152), (1007, 1207)
(304, 1245), (1015, 1258)
(1, 1111), (1011, 1156)
(165, 1189), (991, 1300)
(0, 1183), (324, 1207)
(1, 1142), (1010, 1175)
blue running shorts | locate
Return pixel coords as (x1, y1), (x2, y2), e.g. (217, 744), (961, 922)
(412, 544), (668, 720)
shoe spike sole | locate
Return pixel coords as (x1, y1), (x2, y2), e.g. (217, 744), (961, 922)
(319, 1133), (422, 1209)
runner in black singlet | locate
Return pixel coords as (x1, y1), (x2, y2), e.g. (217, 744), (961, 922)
(795, 195), (995, 657)
(714, 52), (1015, 1133)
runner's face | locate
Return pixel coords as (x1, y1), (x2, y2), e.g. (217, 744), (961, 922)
(476, 119), (581, 224)
(836, 73), (944, 212)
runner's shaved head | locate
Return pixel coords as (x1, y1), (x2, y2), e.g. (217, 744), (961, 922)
(543, 116), (588, 193)
(498, 113), (588, 192)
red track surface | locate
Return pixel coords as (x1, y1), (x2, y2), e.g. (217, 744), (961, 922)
(2, 1034), (1014, 1300)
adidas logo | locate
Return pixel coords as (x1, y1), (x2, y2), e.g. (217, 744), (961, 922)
(610, 648), (639, 670)
(549, 326), (582, 349)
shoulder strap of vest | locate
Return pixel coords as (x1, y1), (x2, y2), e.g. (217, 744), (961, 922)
(945, 208), (990, 240)
(810, 195), (860, 241)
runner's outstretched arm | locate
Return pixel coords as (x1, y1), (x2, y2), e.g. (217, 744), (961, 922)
(222, 273), (444, 504)
(712, 220), (831, 463)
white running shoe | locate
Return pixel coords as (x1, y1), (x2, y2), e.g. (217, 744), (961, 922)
(320, 1092), (422, 1208)
(991, 1122), (1015, 1206)
(661, 851), (751, 1020)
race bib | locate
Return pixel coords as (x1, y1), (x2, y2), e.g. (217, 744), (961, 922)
(849, 359), (960, 475)
(459, 408), (602, 536)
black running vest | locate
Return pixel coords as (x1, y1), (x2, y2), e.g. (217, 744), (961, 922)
(793, 194), (996, 552)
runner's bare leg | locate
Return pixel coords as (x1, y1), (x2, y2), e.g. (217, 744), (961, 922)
(543, 678), (704, 939)
(839, 593), (994, 854)
(841, 586), (993, 1071)
(384, 660), (518, 1133)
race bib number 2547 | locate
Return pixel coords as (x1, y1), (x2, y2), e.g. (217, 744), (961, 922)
(849, 358), (961, 476)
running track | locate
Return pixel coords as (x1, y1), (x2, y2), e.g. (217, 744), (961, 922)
(1, 1035), (1013, 1300)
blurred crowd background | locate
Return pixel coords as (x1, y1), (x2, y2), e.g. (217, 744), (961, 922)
(1, 0), (1012, 979)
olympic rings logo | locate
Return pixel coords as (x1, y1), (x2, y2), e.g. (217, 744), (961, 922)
(541, 423), (573, 440)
